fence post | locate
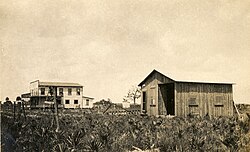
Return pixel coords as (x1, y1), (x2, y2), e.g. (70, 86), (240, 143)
(22, 101), (26, 120)
(13, 101), (16, 121)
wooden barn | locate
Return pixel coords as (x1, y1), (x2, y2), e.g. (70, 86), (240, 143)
(138, 70), (234, 117)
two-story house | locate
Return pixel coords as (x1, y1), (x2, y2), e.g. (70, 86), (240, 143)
(30, 80), (93, 109)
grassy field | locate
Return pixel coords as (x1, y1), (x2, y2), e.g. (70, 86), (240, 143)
(1, 109), (250, 152)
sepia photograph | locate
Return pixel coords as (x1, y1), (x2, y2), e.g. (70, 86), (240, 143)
(1, 0), (250, 151)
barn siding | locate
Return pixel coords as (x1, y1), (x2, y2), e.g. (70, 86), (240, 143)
(142, 79), (158, 116)
(175, 83), (233, 117)
(139, 70), (234, 117)
(141, 72), (173, 116)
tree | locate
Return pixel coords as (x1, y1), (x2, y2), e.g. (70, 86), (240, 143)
(16, 96), (21, 101)
(5, 97), (12, 105)
(93, 99), (112, 107)
(4, 97), (12, 106)
(126, 86), (141, 105)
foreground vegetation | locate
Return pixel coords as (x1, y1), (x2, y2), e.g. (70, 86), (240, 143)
(1, 110), (250, 152)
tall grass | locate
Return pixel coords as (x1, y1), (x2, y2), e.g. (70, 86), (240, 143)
(1, 111), (250, 152)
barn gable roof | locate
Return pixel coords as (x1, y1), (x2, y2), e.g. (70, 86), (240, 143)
(138, 69), (175, 86)
(138, 69), (234, 86)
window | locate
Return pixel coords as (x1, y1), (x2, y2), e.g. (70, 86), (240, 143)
(188, 97), (199, 115)
(65, 100), (70, 104)
(74, 100), (78, 104)
(86, 99), (89, 106)
(215, 96), (224, 106)
(216, 96), (223, 102)
(68, 88), (72, 95)
(150, 88), (155, 105)
(142, 92), (147, 111)
(59, 88), (63, 96)
(41, 88), (45, 95)
(150, 97), (155, 105)
(76, 88), (80, 95)
(188, 97), (198, 106)
(57, 100), (61, 104)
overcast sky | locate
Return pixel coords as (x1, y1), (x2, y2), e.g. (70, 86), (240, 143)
(1, 0), (250, 103)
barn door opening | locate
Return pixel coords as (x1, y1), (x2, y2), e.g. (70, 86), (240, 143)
(160, 83), (175, 115)
(166, 83), (175, 115)
(142, 92), (147, 112)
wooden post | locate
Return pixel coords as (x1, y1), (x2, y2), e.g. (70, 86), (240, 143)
(22, 101), (26, 120)
(53, 87), (60, 132)
(13, 101), (16, 121)
(52, 86), (63, 152)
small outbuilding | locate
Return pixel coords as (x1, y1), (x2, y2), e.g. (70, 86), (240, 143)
(82, 96), (94, 108)
(138, 70), (234, 117)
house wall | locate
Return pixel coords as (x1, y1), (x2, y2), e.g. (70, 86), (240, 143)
(30, 81), (39, 96)
(141, 72), (173, 116)
(34, 86), (83, 97)
(175, 83), (234, 117)
(30, 81), (84, 108)
(82, 97), (94, 108)
(60, 87), (83, 108)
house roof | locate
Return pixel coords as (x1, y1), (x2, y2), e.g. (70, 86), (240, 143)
(82, 96), (94, 99)
(138, 69), (234, 86)
(21, 93), (31, 98)
(39, 81), (83, 87)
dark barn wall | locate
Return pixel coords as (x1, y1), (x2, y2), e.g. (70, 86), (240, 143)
(158, 85), (168, 115)
(175, 83), (234, 117)
(141, 72), (173, 116)
(158, 83), (175, 115)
